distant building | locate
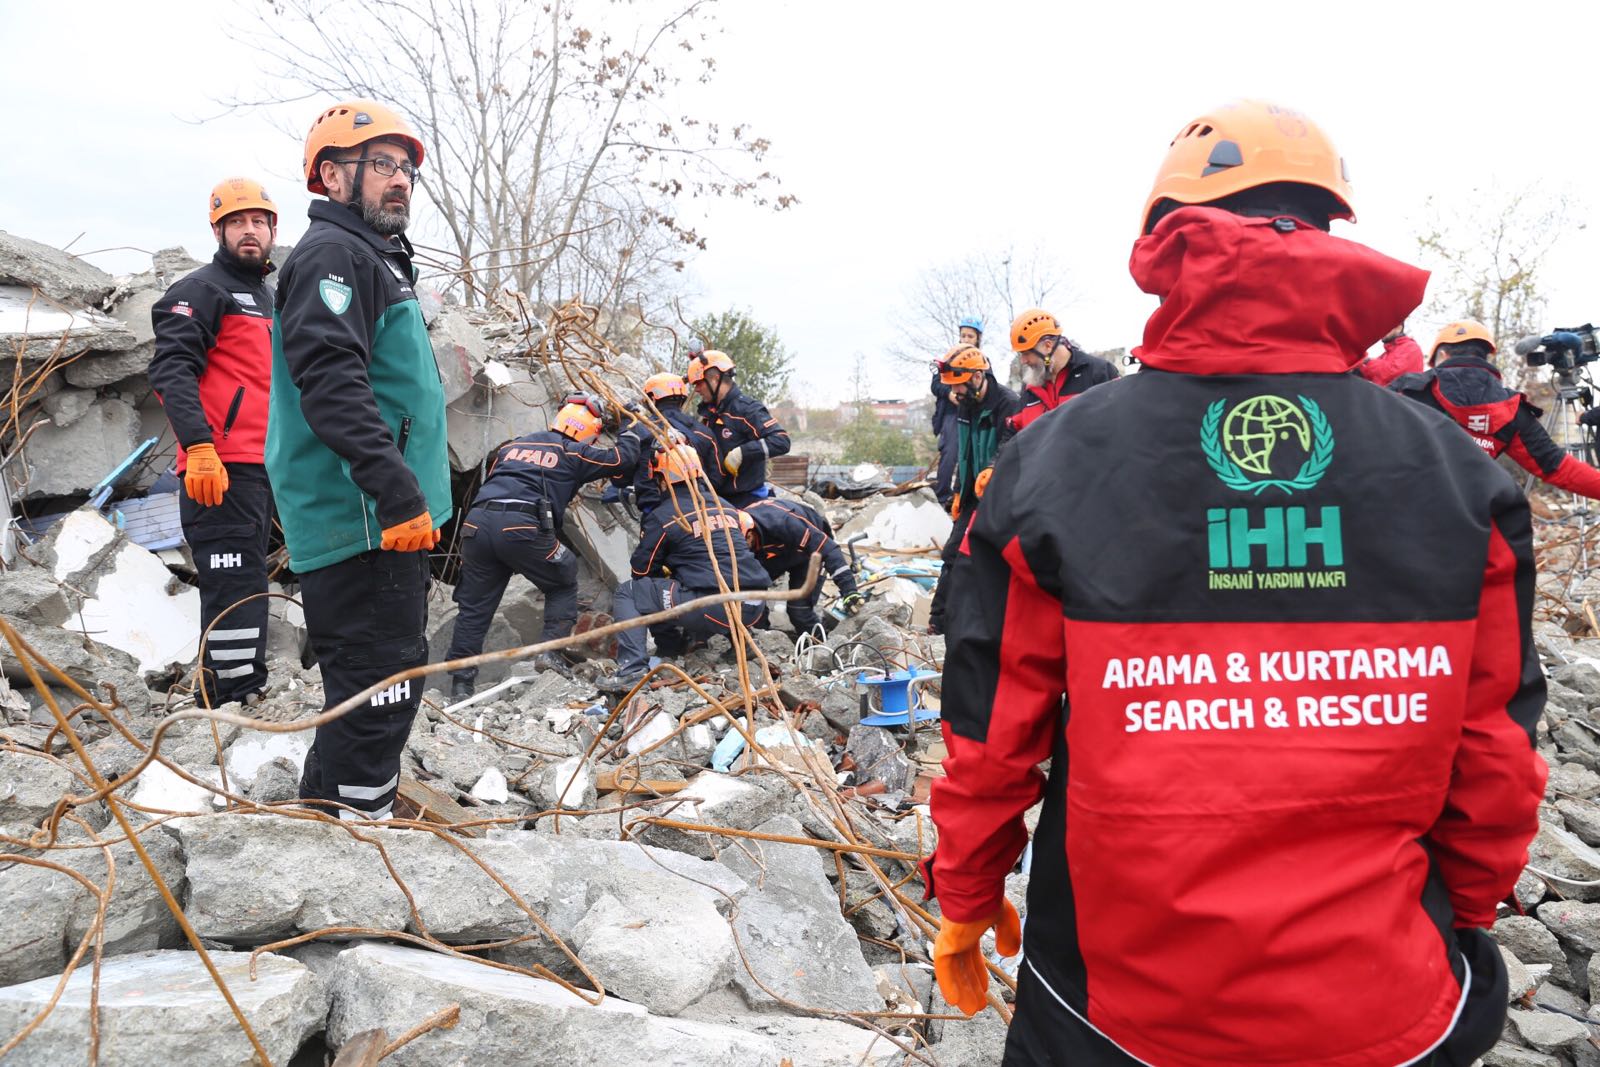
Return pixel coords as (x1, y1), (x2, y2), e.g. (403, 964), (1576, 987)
(771, 400), (808, 433)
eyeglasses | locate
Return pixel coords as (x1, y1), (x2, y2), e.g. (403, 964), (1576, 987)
(335, 156), (422, 182)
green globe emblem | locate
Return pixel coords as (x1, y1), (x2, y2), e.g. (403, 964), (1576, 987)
(1223, 395), (1310, 475)
(1201, 394), (1334, 495)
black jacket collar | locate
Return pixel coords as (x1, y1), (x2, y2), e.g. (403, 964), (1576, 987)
(307, 199), (416, 260)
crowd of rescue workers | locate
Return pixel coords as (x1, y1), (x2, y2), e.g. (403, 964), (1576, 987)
(143, 93), (1581, 1065)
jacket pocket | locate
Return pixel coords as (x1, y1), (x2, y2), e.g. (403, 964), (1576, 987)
(222, 386), (246, 438)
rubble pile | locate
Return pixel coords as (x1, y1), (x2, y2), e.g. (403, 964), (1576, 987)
(0, 232), (975, 1064)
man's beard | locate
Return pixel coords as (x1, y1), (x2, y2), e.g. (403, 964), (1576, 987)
(1019, 361), (1048, 389)
(220, 240), (269, 270)
(362, 195), (410, 236)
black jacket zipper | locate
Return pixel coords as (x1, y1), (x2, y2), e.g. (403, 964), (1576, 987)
(222, 387), (245, 438)
(396, 416), (413, 455)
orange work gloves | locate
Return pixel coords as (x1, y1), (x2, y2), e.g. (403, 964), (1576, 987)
(380, 511), (442, 552)
(973, 467), (993, 499)
(932, 899), (1021, 1016)
(183, 443), (230, 507)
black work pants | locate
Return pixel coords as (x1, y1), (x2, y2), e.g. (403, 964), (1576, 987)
(180, 463), (272, 707)
(297, 549), (429, 821)
(1000, 928), (1507, 1066)
(781, 565), (823, 633)
(446, 504), (578, 684)
(611, 578), (766, 672)
(928, 504), (973, 634)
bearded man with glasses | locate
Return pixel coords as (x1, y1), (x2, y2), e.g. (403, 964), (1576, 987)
(266, 99), (450, 823)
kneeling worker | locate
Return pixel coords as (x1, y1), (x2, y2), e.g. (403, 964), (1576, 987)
(599, 443), (769, 693)
(741, 496), (863, 634)
(446, 394), (648, 699)
(1391, 321), (1600, 498)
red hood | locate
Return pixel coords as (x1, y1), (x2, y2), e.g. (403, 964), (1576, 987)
(1129, 207), (1428, 375)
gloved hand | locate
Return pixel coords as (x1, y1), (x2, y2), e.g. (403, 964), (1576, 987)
(949, 495), (961, 521)
(933, 900), (1021, 1017)
(380, 511), (442, 552)
(840, 591), (865, 616)
(723, 447), (744, 476)
(973, 467), (993, 499)
(183, 443), (229, 507)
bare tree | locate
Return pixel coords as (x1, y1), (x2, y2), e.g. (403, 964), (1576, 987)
(885, 244), (1073, 379)
(226, 0), (793, 325)
(1415, 185), (1575, 375)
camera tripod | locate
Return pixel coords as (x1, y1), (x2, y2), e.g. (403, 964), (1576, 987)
(1526, 371), (1597, 582)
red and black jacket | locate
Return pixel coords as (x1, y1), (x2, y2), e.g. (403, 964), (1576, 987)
(148, 251), (273, 472)
(1391, 355), (1600, 499)
(1008, 345), (1119, 433)
(1356, 333), (1424, 387)
(927, 208), (1547, 1066)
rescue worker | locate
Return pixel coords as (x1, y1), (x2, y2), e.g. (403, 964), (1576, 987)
(926, 345), (1018, 635)
(268, 100), (451, 822)
(932, 315), (985, 507)
(741, 496), (863, 634)
(926, 100), (1545, 1066)
(598, 442), (770, 693)
(1391, 321), (1600, 498)
(688, 350), (791, 506)
(445, 394), (649, 700)
(1006, 308), (1119, 433)
(1356, 323), (1425, 386)
(612, 372), (718, 521)
(149, 178), (278, 708)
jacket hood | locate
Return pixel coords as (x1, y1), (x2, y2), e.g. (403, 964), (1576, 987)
(1129, 207), (1428, 375)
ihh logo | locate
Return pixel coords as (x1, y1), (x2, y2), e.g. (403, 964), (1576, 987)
(210, 553), (242, 569)
(370, 680), (412, 707)
(1207, 506), (1344, 569)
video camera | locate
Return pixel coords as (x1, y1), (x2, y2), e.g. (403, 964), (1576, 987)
(1515, 324), (1600, 373)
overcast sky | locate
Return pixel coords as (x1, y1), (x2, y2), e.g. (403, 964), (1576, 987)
(3, 0), (1596, 406)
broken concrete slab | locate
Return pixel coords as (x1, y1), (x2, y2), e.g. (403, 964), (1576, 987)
(19, 398), (141, 499)
(531, 755), (597, 811)
(326, 942), (781, 1066)
(430, 306), (489, 404)
(573, 887), (734, 1015)
(638, 770), (785, 861)
(71, 540), (200, 674)
(0, 750), (84, 827)
(62, 348), (158, 389)
(1495, 914), (1573, 985)
(0, 286), (138, 364)
(0, 830), (185, 986)
(1537, 899), (1600, 955)
(40, 387), (95, 429)
(565, 499), (634, 589)
(0, 610), (150, 719)
(1527, 824), (1600, 902)
(715, 814), (882, 1014)
(680, 1000), (910, 1066)
(175, 812), (553, 944)
(0, 949), (327, 1067)
(446, 363), (555, 473)
(0, 232), (117, 306)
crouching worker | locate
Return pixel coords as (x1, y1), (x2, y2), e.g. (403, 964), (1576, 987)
(446, 394), (647, 699)
(741, 497), (862, 634)
(1392, 321), (1600, 498)
(598, 442), (769, 694)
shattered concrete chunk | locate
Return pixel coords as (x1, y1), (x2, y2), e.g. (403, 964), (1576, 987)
(327, 942), (781, 1066)
(0, 831), (185, 986)
(19, 399), (141, 499)
(573, 888), (734, 1015)
(430, 306), (489, 403)
(639, 770), (783, 860)
(1507, 1006), (1589, 1053)
(0, 232), (117, 306)
(0, 949), (327, 1067)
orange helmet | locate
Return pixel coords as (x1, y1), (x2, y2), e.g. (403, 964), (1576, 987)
(643, 372), (689, 401)
(303, 100), (426, 195)
(1010, 309), (1062, 353)
(209, 177), (276, 227)
(1140, 99), (1356, 235)
(650, 441), (705, 483)
(938, 345), (990, 385)
(686, 350), (735, 384)
(1431, 320), (1496, 365)
(553, 394), (605, 443)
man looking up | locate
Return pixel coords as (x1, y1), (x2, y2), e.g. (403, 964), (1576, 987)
(268, 100), (450, 822)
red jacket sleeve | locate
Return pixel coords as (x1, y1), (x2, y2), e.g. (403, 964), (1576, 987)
(1356, 335), (1424, 387)
(1424, 496), (1547, 927)
(925, 456), (1066, 923)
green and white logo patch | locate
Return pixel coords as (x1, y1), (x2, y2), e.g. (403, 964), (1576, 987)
(1201, 394), (1333, 496)
(318, 279), (354, 315)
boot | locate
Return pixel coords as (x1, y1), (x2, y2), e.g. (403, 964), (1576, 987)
(533, 651), (571, 677)
(596, 666), (646, 695)
(450, 676), (475, 702)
